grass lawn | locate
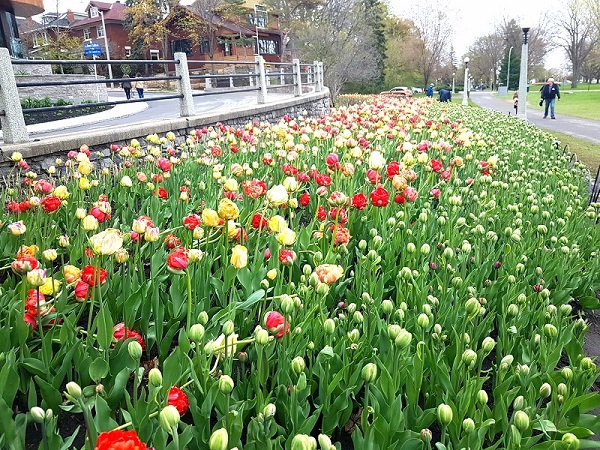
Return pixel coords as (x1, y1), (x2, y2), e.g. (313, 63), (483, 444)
(543, 130), (600, 172)
(499, 89), (600, 121)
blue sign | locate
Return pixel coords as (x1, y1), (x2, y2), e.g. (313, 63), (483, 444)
(84, 42), (103, 56)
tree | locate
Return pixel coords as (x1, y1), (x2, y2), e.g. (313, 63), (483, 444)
(292, 0), (383, 99)
(383, 16), (422, 88)
(553, 0), (597, 87)
(403, 0), (452, 87)
(467, 34), (504, 88)
(497, 46), (520, 90)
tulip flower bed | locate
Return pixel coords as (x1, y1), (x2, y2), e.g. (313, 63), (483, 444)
(2, 97), (600, 450)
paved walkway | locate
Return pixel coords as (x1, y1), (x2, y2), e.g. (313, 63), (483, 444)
(468, 91), (600, 145)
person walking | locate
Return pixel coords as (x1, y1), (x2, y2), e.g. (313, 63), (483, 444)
(122, 73), (132, 100)
(426, 83), (434, 98)
(512, 91), (518, 114)
(540, 77), (560, 119)
(134, 73), (145, 99)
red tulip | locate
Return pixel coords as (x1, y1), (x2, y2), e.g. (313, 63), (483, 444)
(183, 214), (202, 230)
(81, 265), (108, 286)
(168, 386), (189, 414)
(41, 195), (62, 213)
(167, 248), (189, 274)
(113, 322), (146, 350)
(264, 310), (290, 339)
(279, 249), (296, 265)
(370, 186), (389, 207)
(95, 429), (147, 450)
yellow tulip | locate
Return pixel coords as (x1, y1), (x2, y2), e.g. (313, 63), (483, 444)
(89, 228), (124, 255)
(230, 245), (248, 269)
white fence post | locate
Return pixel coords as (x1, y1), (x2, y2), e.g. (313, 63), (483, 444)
(280, 68), (285, 85)
(314, 60), (321, 92)
(0, 48), (28, 144)
(293, 58), (302, 96)
(318, 62), (324, 92)
(174, 52), (195, 117)
(255, 55), (268, 104)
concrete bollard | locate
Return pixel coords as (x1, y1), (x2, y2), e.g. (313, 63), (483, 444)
(174, 52), (195, 117)
(0, 48), (29, 143)
(293, 59), (302, 96)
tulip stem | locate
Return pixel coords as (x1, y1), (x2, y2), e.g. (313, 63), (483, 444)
(185, 270), (193, 335)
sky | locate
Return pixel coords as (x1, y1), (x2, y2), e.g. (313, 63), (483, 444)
(41, 0), (568, 69)
(387, 0), (567, 70)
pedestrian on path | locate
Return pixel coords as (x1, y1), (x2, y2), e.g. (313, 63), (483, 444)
(122, 74), (132, 100)
(512, 91), (518, 114)
(134, 73), (145, 99)
(426, 83), (434, 98)
(540, 77), (560, 119)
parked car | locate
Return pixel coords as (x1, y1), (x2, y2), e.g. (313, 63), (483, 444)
(380, 86), (413, 97)
(411, 87), (423, 94)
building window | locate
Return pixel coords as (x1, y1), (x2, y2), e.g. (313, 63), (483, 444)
(200, 39), (210, 54)
(124, 46), (131, 57)
(150, 49), (159, 60)
(223, 39), (232, 56)
(83, 28), (90, 40)
(33, 31), (49, 48)
(249, 5), (268, 28)
(171, 39), (192, 56)
(97, 26), (105, 38)
(90, 6), (99, 18)
(257, 38), (279, 55)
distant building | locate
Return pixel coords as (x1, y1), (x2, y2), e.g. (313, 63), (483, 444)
(19, 10), (87, 57)
(1, 0), (43, 57)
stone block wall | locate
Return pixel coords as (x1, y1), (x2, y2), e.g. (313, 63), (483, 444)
(16, 75), (109, 103)
(12, 63), (52, 76)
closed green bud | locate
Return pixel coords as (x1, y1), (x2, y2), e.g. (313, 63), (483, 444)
(381, 299), (394, 315)
(465, 297), (480, 318)
(372, 235), (383, 249)
(159, 405), (180, 432)
(437, 403), (453, 425)
(66, 382), (82, 400)
(560, 304), (573, 316)
(388, 324), (401, 340)
(361, 363), (378, 383)
(318, 434), (333, 450)
(353, 311), (364, 323)
(128, 340), (143, 360)
(292, 356), (306, 374)
(358, 240), (367, 251)
(443, 247), (454, 259)
(539, 383), (552, 398)
(347, 329), (360, 342)
(263, 403), (276, 418)
(189, 323), (205, 342)
(197, 311), (209, 325)
(218, 375), (234, 394)
(517, 293), (527, 304)
(395, 329), (412, 350)
(544, 323), (558, 339)
(514, 410), (529, 431)
(557, 383), (568, 396)
(562, 433), (580, 450)
(421, 243), (431, 255)
(417, 313), (430, 328)
(407, 242), (417, 253)
(500, 354), (514, 371)
(580, 357), (595, 371)
(256, 328), (270, 345)
(209, 428), (229, 450)
(482, 336), (496, 354)
(149, 368), (163, 387)
(462, 417), (475, 433)
(291, 434), (317, 450)
(462, 349), (477, 368)
(297, 372), (307, 391)
(561, 367), (573, 381)
(477, 389), (488, 405)
(323, 318), (335, 335)
(30, 406), (46, 423)
(513, 395), (525, 411)
(507, 303), (519, 317)
(303, 264), (312, 276)
(223, 320), (235, 336)
(316, 283), (329, 296)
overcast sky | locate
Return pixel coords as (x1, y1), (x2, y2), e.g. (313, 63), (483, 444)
(387, 0), (567, 70)
(43, 0), (568, 70)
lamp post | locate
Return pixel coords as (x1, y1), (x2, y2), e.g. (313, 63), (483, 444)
(99, 10), (113, 88)
(517, 27), (530, 120)
(452, 72), (455, 94)
(506, 46), (514, 91)
(462, 57), (469, 106)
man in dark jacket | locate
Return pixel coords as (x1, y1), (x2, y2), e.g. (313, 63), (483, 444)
(540, 77), (560, 119)
(438, 89), (452, 102)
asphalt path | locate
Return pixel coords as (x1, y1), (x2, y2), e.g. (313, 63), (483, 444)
(16, 89), (296, 142)
(468, 91), (600, 145)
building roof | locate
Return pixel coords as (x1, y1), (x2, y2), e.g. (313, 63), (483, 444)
(70, 1), (127, 28)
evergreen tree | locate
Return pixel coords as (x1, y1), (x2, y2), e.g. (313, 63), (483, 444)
(498, 47), (520, 90)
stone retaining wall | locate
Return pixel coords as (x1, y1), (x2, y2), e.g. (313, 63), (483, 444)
(0, 89), (330, 179)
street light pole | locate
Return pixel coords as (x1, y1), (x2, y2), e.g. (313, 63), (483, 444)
(506, 46), (514, 91)
(517, 27), (530, 120)
(99, 10), (113, 88)
(452, 72), (455, 94)
(462, 57), (469, 106)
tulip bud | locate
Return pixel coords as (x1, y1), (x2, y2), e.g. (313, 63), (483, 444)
(562, 367), (573, 381)
(209, 428), (229, 450)
(395, 329), (412, 350)
(30, 406), (46, 423)
(539, 383), (552, 398)
(316, 283), (329, 296)
(417, 313), (430, 328)
(353, 311), (364, 324)
(580, 357), (595, 371)
(318, 434), (333, 450)
(381, 299), (394, 315)
(297, 372), (307, 391)
(159, 405), (180, 432)
(347, 329), (360, 342)
(323, 318), (335, 335)
(291, 434), (317, 450)
(507, 304), (519, 317)
(500, 354), (514, 371)
(544, 323), (558, 339)
(514, 410), (529, 431)
(465, 297), (480, 318)
(477, 389), (488, 405)
(223, 320), (235, 336)
(292, 356), (306, 374)
(562, 433), (580, 450)
(128, 340), (143, 360)
(437, 403), (453, 425)
(219, 375), (234, 394)
(557, 382), (568, 397)
(66, 382), (82, 400)
(462, 349), (477, 369)
(149, 368), (163, 387)
(482, 337), (495, 354)
(420, 429), (432, 444)
(361, 363), (378, 383)
(263, 403), (276, 418)
(189, 324), (205, 343)
(256, 328), (270, 345)
(462, 417), (475, 433)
